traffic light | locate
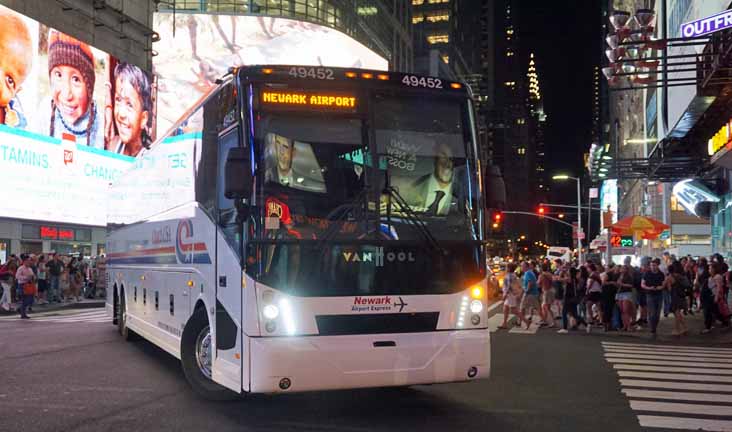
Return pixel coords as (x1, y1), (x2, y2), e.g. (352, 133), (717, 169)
(491, 210), (502, 229)
(537, 206), (546, 216)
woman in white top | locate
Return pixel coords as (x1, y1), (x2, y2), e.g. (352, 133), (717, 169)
(15, 254), (36, 319)
(498, 263), (531, 330)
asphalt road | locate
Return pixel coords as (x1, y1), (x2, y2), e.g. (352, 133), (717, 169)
(1, 309), (730, 432)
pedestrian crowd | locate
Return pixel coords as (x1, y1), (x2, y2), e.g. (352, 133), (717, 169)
(498, 252), (731, 338)
(0, 252), (107, 319)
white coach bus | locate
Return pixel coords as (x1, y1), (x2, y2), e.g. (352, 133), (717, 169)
(106, 65), (490, 399)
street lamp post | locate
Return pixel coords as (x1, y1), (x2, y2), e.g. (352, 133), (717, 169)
(552, 175), (583, 264)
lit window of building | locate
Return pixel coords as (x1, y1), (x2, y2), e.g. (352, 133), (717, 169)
(357, 6), (378, 16)
(441, 55), (449, 64)
(412, 0), (425, 5)
(506, 50), (514, 57)
(426, 12), (449, 22)
(427, 34), (449, 44)
(517, 118), (525, 125)
(517, 147), (526, 155)
(427, 0), (449, 3)
(412, 15), (424, 24)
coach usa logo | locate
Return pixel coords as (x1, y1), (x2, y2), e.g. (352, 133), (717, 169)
(175, 219), (195, 264)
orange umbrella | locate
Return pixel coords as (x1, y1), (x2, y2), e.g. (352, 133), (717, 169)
(610, 215), (670, 240)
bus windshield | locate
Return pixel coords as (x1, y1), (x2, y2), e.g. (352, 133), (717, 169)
(250, 87), (485, 296)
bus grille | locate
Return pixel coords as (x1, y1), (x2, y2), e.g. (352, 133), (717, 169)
(315, 313), (440, 336)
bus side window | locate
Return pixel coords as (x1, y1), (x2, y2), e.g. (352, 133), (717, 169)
(217, 128), (241, 256)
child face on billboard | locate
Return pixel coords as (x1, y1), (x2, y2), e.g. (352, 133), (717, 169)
(50, 65), (90, 124)
(0, 10), (32, 114)
(114, 76), (148, 146)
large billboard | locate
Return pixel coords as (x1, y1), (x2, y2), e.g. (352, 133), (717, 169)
(153, 13), (388, 134)
(0, 5), (155, 226)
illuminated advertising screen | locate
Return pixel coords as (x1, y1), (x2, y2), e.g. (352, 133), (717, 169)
(0, 5), (155, 226)
(152, 13), (388, 134)
(600, 179), (618, 228)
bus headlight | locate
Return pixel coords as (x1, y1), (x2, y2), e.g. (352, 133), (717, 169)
(263, 304), (279, 320)
(470, 300), (483, 313)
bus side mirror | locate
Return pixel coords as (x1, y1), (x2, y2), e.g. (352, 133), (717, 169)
(224, 147), (252, 199)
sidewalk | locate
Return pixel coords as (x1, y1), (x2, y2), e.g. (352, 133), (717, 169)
(598, 309), (732, 345)
(0, 298), (105, 316)
(487, 300), (732, 345)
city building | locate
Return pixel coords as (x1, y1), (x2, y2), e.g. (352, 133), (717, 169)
(592, 0), (724, 259)
(0, 0), (157, 260)
(484, 0), (545, 247)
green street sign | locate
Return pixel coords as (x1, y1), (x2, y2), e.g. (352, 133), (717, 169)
(712, 226), (722, 240)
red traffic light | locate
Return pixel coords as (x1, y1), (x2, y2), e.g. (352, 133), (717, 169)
(538, 206), (546, 215)
(494, 212), (502, 222)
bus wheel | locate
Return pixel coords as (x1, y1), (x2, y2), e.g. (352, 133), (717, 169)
(181, 309), (238, 401)
(118, 292), (137, 341)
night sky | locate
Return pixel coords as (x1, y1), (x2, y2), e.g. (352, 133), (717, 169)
(518, 1), (603, 204)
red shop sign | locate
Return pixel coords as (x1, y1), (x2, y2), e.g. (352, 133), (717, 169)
(40, 226), (58, 240)
(58, 229), (74, 240)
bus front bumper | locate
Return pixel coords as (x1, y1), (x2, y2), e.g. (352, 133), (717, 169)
(248, 329), (490, 393)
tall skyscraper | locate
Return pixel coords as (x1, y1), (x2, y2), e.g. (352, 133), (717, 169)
(527, 53), (548, 201)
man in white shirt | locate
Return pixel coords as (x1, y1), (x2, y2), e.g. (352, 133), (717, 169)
(403, 143), (457, 216)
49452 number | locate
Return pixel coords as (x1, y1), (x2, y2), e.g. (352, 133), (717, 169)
(401, 75), (443, 89)
(289, 66), (334, 80)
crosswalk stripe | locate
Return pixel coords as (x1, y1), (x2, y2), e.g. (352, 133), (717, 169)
(614, 364), (732, 375)
(508, 321), (541, 334)
(638, 415), (732, 432)
(604, 342), (732, 431)
(602, 342), (732, 354)
(605, 353), (731, 363)
(618, 370), (732, 383)
(631, 400), (732, 416)
(0, 309), (108, 323)
(622, 389), (732, 404)
(619, 378), (732, 393)
(606, 358), (732, 369)
(604, 348), (731, 359)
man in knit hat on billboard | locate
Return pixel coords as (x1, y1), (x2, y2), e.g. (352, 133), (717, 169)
(43, 29), (103, 149)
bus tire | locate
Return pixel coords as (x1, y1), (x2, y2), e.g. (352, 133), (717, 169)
(181, 308), (238, 401)
(118, 291), (138, 341)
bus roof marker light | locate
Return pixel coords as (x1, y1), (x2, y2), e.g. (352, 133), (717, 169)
(262, 68), (273, 74)
(345, 71), (357, 78)
(377, 74), (389, 80)
(450, 83), (462, 89)
(362, 73), (374, 79)
(187, 280), (194, 287)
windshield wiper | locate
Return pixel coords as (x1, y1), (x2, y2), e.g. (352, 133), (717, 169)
(381, 179), (445, 254)
(316, 188), (372, 246)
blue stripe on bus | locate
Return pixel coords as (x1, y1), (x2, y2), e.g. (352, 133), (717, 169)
(108, 255), (179, 265)
(108, 253), (211, 265)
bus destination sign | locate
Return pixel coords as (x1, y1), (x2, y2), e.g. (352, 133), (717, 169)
(261, 91), (357, 110)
